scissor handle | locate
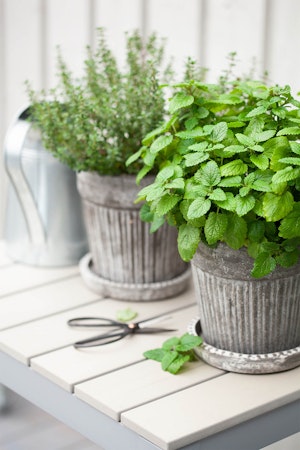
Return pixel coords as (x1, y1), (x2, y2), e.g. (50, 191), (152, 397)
(67, 317), (126, 328)
(74, 329), (128, 348)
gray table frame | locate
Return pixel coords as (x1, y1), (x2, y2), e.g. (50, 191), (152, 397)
(1, 350), (299, 450)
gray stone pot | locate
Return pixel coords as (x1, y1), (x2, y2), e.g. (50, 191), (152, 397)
(76, 172), (189, 301)
(191, 242), (300, 373)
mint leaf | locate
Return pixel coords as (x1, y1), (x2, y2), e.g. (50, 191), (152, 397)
(279, 203), (300, 238)
(218, 176), (242, 187)
(272, 167), (300, 183)
(250, 144), (264, 152)
(279, 157), (300, 166)
(276, 249), (299, 268)
(214, 192), (237, 212)
(155, 195), (180, 216)
(142, 124), (170, 145)
(184, 182), (208, 199)
(169, 93), (194, 114)
(250, 154), (269, 170)
(197, 107), (209, 119)
(290, 141), (300, 155)
(209, 188), (227, 201)
(167, 354), (191, 374)
(220, 159), (248, 176)
(178, 224), (200, 261)
(150, 135), (173, 154)
(254, 130), (276, 142)
(185, 117), (198, 130)
(239, 186), (251, 197)
(144, 150), (156, 167)
(145, 184), (165, 202)
(126, 148), (142, 166)
(150, 215), (165, 233)
(236, 133), (255, 147)
(277, 127), (300, 136)
(156, 166), (175, 183)
(248, 221), (265, 243)
(245, 117), (264, 136)
(136, 165), (152, 184)
(246, 105), (267, 118)
(143, 333), (202, 375)
(223, 145), (246, 155)
(175, 333), (203, 352)
(162, 351), (178, 371)
(228, 121), (245, 128)
(251, 252), (276, 278)
(272, 107), (286, 119)
(223, 214), (247, 249)
(282, 237), (300, 251)
(187, 197), (211, 219)
(211, 122), (228, 142)
(162, 336), (180, 350)
(201, 161), (221, 186)
(143, 348), (167, 362)
(204, 212), (228, 245)
(166, 177), (185, 190)
(184, 152), (209, 167)
(176, 127), (204, 139)
(263, 191), (294, 221)
(235, 194), (256, 216)
(188, 141), (208, 152)
(139, 203), (153, 222)
(116, 308), (138, 322)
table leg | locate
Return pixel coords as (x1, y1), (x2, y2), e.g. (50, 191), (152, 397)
(0, 384), (7, 411)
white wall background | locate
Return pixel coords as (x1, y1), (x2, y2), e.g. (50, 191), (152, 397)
(1, 0), (300, 235)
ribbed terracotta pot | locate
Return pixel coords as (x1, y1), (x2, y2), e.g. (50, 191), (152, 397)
(191, 242), (300, 373)
(76, 172), (189, 301)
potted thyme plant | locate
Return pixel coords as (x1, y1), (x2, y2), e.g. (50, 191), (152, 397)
(129, 77), (300, 373)
(27, 29), (189, 301)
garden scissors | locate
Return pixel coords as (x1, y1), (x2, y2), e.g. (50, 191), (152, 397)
(67, 314), (177, 348)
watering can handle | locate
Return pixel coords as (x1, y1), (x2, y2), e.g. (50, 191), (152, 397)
(4, 115), (46, 245)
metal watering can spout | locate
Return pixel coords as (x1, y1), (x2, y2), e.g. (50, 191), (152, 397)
(3, 104), (88, 267)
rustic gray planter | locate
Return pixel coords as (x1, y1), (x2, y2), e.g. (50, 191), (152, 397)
(76, 172), (189, 301)
(191, 242), (300, 373)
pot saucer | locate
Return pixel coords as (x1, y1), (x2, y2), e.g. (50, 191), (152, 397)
(188, 317), (300, 374)
(79, 253), (191, 301)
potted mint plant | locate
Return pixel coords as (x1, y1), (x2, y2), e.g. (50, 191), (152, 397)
(129, 78), (300, 373)
(27, 29), (189, 301)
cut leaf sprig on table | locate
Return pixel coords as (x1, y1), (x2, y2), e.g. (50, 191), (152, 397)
(143, 333), (203, 374)
(116, 308), (138, 322)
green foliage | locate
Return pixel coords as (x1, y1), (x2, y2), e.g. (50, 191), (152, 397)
(143, 333), (203, 374)
(116, 308), (138, 322)
(129, 76), (300, 277)
(27, 29), (172, 175)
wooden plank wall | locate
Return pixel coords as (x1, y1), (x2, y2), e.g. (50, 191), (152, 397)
(0, 0), (300, 236)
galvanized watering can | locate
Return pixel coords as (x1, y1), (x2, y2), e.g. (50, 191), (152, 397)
(3, 104), (88, 266)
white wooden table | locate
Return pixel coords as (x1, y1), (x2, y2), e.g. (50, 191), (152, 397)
(0, 241), (299, 450)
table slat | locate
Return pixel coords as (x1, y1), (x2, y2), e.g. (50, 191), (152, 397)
(121, 366), (300, 450)
(75, 358), (223, 421)
(0, 263), (78, 297)
(0, 277), (101, 330)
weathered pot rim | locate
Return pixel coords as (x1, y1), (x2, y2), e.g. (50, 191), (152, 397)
(76, 171), (154, 209)
(188, 317), (300, 374)
(192, 241), (300, 281)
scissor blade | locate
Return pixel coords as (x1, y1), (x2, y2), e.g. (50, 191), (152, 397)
(136, 327), (177, 334)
